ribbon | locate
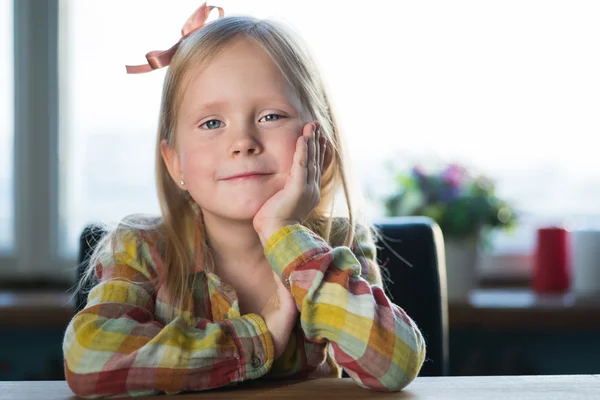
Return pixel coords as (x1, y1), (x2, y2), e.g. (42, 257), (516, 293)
(125, 2), (224, 74)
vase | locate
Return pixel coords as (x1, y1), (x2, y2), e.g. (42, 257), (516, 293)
(444, 238), (479, 302)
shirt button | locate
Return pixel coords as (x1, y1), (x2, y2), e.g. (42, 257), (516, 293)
(250, 356), (262, 369)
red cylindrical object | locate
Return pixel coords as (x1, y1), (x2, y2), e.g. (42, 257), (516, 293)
(533, 227), (571, 293)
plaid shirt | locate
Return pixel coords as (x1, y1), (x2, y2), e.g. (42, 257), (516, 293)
(63, 220), (426, 397)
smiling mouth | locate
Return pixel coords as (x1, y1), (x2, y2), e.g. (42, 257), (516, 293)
(222, 172), (272, 181)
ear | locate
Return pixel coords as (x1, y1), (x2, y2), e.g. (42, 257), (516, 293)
(160, 139), (184, 188)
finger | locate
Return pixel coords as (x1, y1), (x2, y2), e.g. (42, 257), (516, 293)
(314, 123), (321, 180)
(323, 137), (333, 171)
(290, 135), (308, 192)
(306, 123), (317, 185)
(318, 136), (326, 187)
(319, 137), (326, 171)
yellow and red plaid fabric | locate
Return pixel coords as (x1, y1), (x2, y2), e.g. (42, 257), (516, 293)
(63, 221), (426, 397)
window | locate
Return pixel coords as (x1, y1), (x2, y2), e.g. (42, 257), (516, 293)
(0, 0), (13, 253)
(60, 1), (600, 272)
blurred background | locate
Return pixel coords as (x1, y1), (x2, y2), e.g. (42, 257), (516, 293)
(1, 0), (599, 380)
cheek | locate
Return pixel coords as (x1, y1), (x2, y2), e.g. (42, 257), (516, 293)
(180, 145), (214, 180)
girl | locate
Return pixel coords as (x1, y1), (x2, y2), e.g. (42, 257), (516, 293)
(63, 3), (426, 397)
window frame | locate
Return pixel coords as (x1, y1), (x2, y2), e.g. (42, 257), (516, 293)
(0, 0), (74, 284)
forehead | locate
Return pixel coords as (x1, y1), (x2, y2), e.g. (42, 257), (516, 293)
(180, 37), (301, 110)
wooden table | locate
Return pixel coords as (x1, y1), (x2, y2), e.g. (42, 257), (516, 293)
(2, 375), (599, 400)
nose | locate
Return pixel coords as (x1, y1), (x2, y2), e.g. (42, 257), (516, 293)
(229, 125), (263, 157)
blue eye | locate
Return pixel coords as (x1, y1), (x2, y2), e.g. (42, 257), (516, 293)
(259, 114), (282, 122)
(200, 119), (223, 129)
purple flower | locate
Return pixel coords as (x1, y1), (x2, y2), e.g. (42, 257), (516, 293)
(442, 164), (465, 189)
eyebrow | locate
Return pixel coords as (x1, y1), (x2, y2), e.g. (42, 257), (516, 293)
(194, 96), (298, 114)
(194, 100), (231, 113)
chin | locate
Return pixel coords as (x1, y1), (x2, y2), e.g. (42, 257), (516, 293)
(232, 201), (267, 221)
(196, 187), (280, 222)
(207, 200), (267, 223)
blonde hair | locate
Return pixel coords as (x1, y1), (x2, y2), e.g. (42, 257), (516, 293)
(79, 15), (371, 319)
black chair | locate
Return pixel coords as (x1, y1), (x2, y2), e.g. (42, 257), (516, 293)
(374, 217), (448, 376)
(76, 217), (448, 376)
(74, 225), (107, 315)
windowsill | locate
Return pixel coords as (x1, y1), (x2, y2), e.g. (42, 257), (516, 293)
(479, 275), (531, 289)
(0, 290), (73, 328)
(2, 288), (599, 331)
(449, 288), (600, 331)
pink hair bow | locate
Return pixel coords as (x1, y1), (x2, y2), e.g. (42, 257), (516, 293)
(125, 2), (224, 74)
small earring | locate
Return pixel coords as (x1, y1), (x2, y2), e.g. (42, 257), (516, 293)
(179, 180), (185, 186)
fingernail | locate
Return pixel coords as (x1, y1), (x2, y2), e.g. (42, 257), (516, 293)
(312, 122), (320, 133)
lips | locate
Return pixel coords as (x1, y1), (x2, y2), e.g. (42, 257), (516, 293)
(221, 172), (271, 181)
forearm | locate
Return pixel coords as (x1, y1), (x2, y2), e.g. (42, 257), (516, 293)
(264, 224), (426, 391)
(64, 282), (274, 397)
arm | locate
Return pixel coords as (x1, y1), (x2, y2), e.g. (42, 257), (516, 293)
(63, 229), (274, 398)
(264, 223), (426, 392)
